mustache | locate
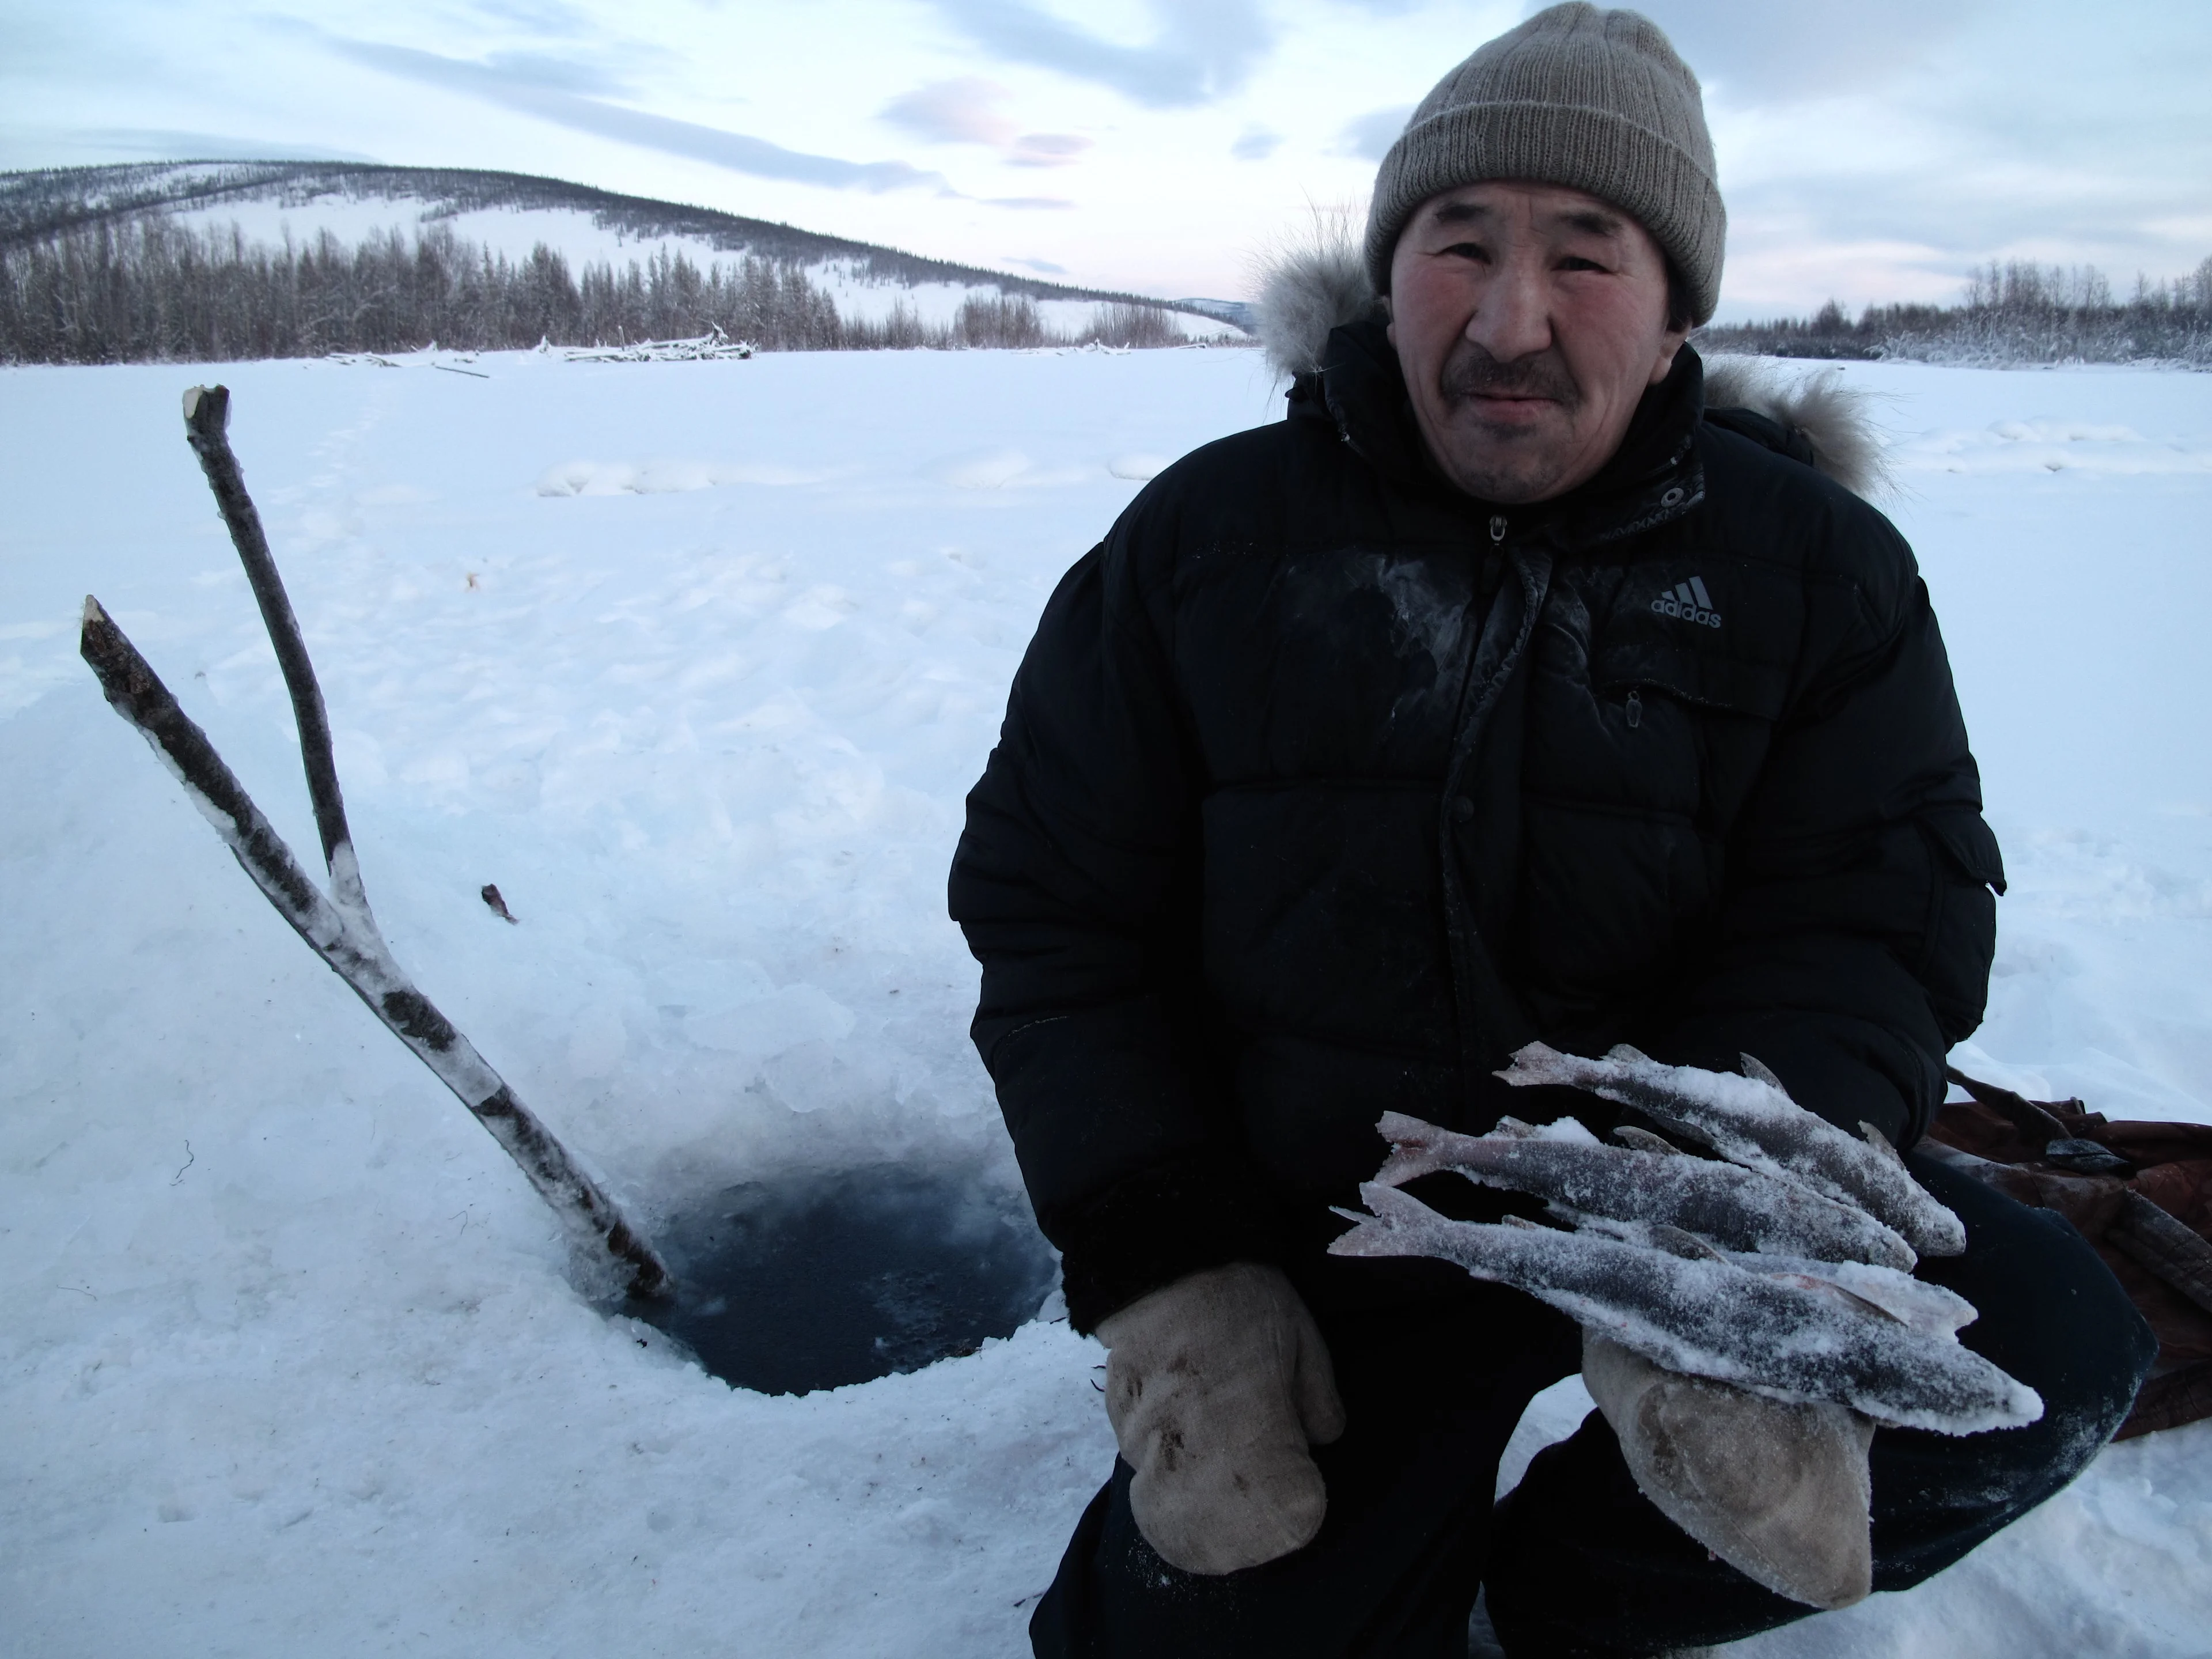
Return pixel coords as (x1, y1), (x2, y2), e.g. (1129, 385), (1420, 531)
(1437, 342), (1580, 407)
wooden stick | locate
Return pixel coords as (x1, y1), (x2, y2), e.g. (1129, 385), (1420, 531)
(81, 597), (668, 1298)
(1943, 1066), (2075, 1143)
(79, 393), (672, 1302)
(180, 384), (373, 926)
(2115, 1360), (2212, 1441)
(2111, 1191), (2212, 1320)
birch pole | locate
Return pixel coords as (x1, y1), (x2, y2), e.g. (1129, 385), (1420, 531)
(79, 385), (670, 1300)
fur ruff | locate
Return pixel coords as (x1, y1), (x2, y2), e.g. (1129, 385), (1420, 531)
(1253, 226), (1381, 380)
(1698, 356), (1891, 501)
(1251, 238), (1887, 500)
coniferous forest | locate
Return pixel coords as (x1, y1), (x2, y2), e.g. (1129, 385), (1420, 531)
(3, 207), (2206, 369)
(0, 218), (1187, 363)
(1695, 258), (2212, 366)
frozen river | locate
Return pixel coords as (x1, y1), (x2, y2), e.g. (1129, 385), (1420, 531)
(2, 343), (2207, 1655)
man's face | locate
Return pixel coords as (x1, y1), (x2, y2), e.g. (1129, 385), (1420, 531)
(1387, 181), (1690, 505)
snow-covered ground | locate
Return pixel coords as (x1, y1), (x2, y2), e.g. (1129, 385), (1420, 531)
(2, 347), (2208, 1656)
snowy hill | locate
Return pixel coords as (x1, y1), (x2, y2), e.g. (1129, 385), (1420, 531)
(1, 349), (2208, 1654)
(0, 161), (1243, 346)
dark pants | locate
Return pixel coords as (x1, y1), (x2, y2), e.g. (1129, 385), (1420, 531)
(1031, 1158), (2156, 1659)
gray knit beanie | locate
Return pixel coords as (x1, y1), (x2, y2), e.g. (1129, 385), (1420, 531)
(1364, 2), (1725, 324)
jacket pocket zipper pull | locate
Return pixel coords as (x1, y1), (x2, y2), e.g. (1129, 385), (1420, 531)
(1625, 688), (1643, 729)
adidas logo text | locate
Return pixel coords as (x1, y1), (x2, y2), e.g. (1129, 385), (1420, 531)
(1652, 575), (1722, 630)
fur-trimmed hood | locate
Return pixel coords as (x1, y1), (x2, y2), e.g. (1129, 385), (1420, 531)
(1253, 238), (1887, 500)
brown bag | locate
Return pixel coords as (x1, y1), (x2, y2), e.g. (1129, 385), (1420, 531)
(1925, 1071), (2212, 1440)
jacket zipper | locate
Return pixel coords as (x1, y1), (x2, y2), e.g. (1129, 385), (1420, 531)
(1436, 536), (1550, 1096)
(1626, 688), (1642, 729)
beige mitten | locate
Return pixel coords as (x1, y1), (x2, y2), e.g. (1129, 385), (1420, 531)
(1096, 1262), (1347, 1575)
(1582, 1332), (1876, 1609)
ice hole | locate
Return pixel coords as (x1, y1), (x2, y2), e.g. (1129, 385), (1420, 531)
(638, 1163), (1059, 1395)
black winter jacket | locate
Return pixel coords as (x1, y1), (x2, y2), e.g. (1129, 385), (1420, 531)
(949, 323), (2005, 1333)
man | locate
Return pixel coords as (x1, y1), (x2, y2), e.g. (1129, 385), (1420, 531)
(950, 6), (2153, 1655)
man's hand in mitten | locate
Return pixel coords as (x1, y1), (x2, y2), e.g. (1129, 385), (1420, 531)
(1095, 1262), (1347, 1575)
(1582, 1333), (1877, 1610)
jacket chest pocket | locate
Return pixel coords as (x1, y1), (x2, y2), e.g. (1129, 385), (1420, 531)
(1600, 560), (1793, 712)
(1535, 559), (1799, 828)
(1516, 561), (1801, 999)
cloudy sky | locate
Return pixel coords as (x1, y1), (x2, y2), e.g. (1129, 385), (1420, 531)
(3, 0), (2207, 319)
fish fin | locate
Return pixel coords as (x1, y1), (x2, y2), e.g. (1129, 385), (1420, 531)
(1496, 1042), (1574, 1087)
(1553, 1209), (1649, 1247)
(1649, 1225), (1729, 1262)
(1372, 1113), (1458, 1185)
(1371, 1149), (1440, 1187)
(1613, 1125), (1682, 1156)
(1775, 1274), (1910, 1325)
(1329, 1183), (1460, 1257)
(1740, 1052), (1793, 1096)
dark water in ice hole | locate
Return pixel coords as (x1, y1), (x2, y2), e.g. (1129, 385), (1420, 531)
(636, 1164), (1060, 1395)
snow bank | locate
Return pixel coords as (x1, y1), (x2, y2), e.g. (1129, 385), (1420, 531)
(2, 350), (2207, 1653)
